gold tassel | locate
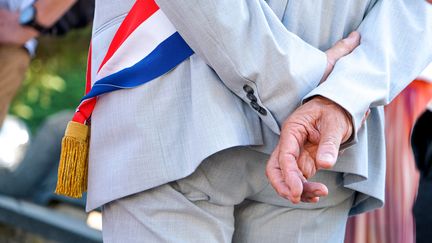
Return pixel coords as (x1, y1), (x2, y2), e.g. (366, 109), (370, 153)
(55, 121), (90, 198)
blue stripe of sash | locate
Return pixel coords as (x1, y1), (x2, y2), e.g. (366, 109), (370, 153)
(82, 32), (194, 101)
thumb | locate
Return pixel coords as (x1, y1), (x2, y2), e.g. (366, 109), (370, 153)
(316, 119), (345, 169)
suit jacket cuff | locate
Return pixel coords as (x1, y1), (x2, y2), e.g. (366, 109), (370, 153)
(302, 80), (369, 148)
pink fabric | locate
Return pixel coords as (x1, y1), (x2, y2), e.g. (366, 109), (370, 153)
(345, 80), (432, 243)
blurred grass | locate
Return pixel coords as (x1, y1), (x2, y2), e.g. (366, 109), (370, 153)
(10, 27), (91, 133)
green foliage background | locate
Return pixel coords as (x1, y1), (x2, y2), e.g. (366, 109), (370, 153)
(10, 27), (91, 133)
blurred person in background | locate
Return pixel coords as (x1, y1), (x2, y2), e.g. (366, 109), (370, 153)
(0, 0), (77, 127)
(344, 1), (432, 241)
(412, 100), (432, 243)
(345, 74), (432, 243)
(0, 0), (94, 206)
(412, 4), (432, 243)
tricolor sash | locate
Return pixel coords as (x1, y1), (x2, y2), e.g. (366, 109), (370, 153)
(55, 0), (194, 198)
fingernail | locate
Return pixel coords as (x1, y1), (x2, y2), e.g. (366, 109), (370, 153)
(318, 152), (335, 163)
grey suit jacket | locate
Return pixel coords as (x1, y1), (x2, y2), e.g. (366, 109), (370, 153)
(86, 0), (432, 214)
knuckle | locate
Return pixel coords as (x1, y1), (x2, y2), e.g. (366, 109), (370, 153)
(265, 161), (273, 170)
(339, 39), (349, 46)
(341, 38), (355, 48)
(266, 170), (275, 182)
(322, 138), (338, 146)
(336, 44), (351, 54)
(267, 173), (281, 187)
(265, 169), (270, 179)
(265, 168), (273, 180)
(280, 152), (297, 163)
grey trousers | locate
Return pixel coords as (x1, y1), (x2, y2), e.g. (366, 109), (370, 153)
(102, 147), (354, 243)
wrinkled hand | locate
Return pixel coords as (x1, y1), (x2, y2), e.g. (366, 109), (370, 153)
(266, 97), (353, 203)
(0, 8), (38, 45)
(266, 32), (360, 204)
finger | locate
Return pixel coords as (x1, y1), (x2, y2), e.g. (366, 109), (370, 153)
(284, 169), (304, 204)
(279, 123), (307, 162)
(302, 181), (329, 198)
(326, 31), (361, 64)
(300, 182), (328, 203)
(266, 147), (300, 202)
(278, 122), (308, 173)
(278, 125), (308, 203)
(321, 32), (361, 83)
(278, 151), (304, 203)
(297, 148), (316, 179)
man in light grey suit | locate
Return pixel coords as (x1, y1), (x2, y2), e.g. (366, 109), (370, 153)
(87, 0), (432, 242)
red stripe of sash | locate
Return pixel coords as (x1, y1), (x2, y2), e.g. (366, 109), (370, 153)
(73, 43), (95, 124)
(98, 0), (159, 73)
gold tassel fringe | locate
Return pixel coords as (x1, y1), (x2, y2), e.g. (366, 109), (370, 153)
(55, 121), (89, 198)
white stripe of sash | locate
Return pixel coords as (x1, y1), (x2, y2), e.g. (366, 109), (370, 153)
(97, 10), (177, 80)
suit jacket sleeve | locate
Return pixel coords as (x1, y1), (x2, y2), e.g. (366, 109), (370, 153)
(303, 0), (432, 146)
(155, 0), (328, 134)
